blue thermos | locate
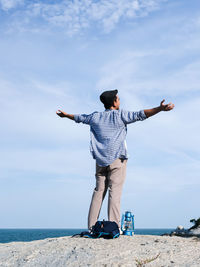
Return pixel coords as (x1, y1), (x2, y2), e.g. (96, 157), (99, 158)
(121, 211), (134, 236)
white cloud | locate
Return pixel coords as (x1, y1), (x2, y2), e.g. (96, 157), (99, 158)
(0, 148), (93, 177)
(96, 50), (200, 97)
(95, 43), (200, 176)
(126, 161), (200, 193)
(125, 94), (200, 164)
(0, 0), (23, 11)
(0, 77), (92, 142)
(0, 0), (166, 35)
(0, 77), (95, 180)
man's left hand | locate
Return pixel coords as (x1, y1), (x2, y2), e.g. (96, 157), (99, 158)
(160, 99), (175, 111)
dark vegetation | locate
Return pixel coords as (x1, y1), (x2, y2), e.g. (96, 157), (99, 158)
(189, 218), (200, 230)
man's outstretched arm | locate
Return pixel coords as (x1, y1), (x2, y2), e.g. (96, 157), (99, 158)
(144, 99), (175, 118)
(56, 110), (74, 120)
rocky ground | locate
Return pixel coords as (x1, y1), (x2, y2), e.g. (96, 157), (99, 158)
(0, 234), (200, 266)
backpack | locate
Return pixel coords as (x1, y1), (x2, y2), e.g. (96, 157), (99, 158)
(72, 220), (120, 239)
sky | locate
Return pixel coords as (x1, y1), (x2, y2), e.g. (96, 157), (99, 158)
(0, 0), (200, 229)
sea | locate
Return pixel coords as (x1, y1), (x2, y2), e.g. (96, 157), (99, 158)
(0, 229), (174, 243)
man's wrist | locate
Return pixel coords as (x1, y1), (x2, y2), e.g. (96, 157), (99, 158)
(63, 112), (69, 117)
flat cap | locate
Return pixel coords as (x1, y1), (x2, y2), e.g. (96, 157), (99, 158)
(100, 89), (118, 106)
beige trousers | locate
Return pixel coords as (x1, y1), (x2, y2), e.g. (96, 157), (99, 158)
(88, 158), (127, 229)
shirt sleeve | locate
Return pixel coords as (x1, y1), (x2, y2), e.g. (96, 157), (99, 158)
(121, 109), (147, 124)
(74, 113), (94, 125)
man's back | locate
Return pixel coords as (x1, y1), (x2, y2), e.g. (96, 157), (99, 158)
(74, 109), (146, 166)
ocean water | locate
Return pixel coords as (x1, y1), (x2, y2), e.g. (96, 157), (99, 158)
(0, 229), (174, 243)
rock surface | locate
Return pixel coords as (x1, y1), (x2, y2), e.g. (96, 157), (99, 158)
(164, 226), (200, 238)
(189, 227), (200, 236)
(0, 235), (200, 266)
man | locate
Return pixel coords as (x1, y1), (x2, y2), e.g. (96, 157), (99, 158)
(56, 90), (174, 230)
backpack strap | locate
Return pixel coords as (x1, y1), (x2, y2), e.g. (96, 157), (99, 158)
(72, 221), (120, 239)
(72, 231), (98, 238)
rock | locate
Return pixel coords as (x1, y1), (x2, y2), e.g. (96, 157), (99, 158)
(188, 226), (200, 236)
(163, 218), (200, 238)
(177, 225), (184, 230)
(1, 235), (200, 266)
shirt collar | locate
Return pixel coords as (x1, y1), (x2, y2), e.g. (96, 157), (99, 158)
(105, 108), (120, 111)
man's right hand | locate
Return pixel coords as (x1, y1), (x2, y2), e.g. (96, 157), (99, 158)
(56, 110), (75, 120)
(56, 110), (66, 118)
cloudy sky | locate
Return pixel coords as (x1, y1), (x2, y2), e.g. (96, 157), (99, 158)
(0, 0), (200, 229)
